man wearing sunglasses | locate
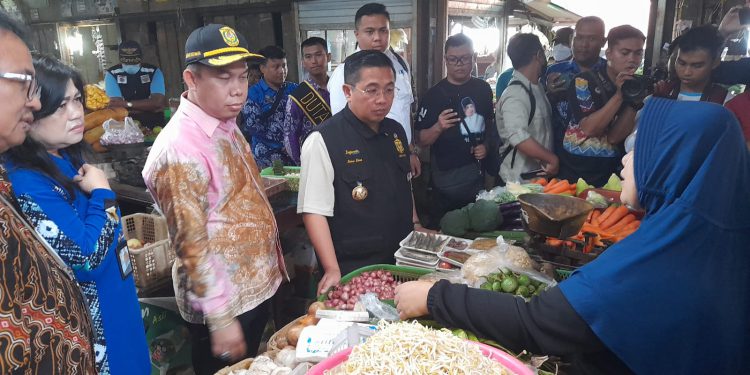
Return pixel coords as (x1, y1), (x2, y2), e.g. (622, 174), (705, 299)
(298, 50), (417, 295)
(415, 33), (498, 227)
(0, 11), (96, 373)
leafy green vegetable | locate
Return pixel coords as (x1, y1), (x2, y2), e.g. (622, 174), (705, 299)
(602, 173), (622, 191)
(494, 191), (518, 204)
(440, 209), (470, 236)
(468, 199), (501, 232)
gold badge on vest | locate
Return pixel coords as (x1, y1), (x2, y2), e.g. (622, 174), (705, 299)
(352, 181), (368, 201)
(393, 133), (406, 156)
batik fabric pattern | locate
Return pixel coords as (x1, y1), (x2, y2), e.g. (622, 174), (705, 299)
(240, 78), (299, 169)
(0, 167), (96, 374)
(143, 93), (286, 331)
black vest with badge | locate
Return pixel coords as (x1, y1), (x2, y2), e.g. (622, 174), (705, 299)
(107, 63), (165, 129)
(318, 106), (413, 274)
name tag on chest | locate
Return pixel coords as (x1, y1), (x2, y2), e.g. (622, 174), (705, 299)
(117, 75), (127, 84)
(140, 74), (151, 84)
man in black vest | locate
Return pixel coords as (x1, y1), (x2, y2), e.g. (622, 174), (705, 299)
(105, 40), (167, 129)
(297, 50), (421, 294)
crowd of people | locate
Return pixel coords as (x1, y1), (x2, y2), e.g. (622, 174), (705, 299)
(0, 1), (749, 374)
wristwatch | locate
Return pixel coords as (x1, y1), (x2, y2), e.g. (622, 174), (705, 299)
(126, 102), (133, 108)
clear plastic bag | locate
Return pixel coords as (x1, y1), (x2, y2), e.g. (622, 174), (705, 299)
(462, 237), (555, 289)
(358, 293), (399, 321)
(100, 116), (144, 145)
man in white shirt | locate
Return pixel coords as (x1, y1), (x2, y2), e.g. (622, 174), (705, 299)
(327, 2), (420, 176)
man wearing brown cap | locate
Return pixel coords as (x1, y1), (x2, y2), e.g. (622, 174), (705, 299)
(105, 40), (167, 128)
(142, 24), (286, 374)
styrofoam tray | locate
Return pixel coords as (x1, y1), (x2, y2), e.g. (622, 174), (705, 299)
(394, 247), (439, 266)
(399, 231), (450, 254)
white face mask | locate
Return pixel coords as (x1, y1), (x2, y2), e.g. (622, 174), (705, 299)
(122, 64), (141, 75)
(552, 44), (572, 62)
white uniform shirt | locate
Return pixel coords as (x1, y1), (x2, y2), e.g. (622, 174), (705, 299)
(328, 49), (414, 143)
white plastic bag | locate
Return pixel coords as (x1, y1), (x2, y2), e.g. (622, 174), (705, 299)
(100, 116), (144, 145)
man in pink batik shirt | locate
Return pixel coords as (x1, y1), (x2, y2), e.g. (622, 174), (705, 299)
(142, 24), (286, 375)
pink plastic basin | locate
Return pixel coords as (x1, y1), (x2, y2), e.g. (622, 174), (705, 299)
(307, 340), (533, 375)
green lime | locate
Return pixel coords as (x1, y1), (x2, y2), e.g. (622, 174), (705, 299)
(527, 285), (536, 294)
(501, 277), (518, 293)
(492, 281), (502, 292)
(516, 285), (530, 298)
(480, 282), (492, 290)
(517, 275), (531, 286)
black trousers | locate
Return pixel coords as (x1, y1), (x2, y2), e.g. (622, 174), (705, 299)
(187, 299), (270, 375)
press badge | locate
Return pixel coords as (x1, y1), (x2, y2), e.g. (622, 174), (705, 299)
(140, 74), (151, 84)
(117, 75), (127, 84)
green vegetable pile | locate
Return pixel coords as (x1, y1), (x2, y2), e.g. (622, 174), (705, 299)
(440, 200), (502, 237)
(479, 269), (547, 298)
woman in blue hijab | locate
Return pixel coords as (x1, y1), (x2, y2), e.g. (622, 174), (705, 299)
(395, 97), (750, 374)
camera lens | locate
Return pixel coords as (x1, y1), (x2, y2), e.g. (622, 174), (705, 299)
(622, 77), (647, 102)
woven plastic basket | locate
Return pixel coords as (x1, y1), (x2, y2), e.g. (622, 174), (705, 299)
(316, 264), (431, 304)
(122, 213), (175, 290)
(267, 315), (305, 352)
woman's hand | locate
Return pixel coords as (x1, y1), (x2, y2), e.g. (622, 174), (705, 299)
(394, 281), (435, 320)
(317, 268), (341, 296)
(74, 164), (111, 194)
(210, 319), (247, 363)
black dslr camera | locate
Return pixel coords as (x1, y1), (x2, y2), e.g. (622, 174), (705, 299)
(621, 67), (666, 103)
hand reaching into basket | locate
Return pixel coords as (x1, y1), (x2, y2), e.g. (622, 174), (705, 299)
(74, 164), (111, 194)
(394, 281), (435, 320)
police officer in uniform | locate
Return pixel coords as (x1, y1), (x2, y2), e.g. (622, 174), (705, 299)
(298, 50), (423, 295)
(105, 40), (167, 129)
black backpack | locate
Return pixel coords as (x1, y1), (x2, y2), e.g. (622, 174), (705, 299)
(498, 80), (536, 169)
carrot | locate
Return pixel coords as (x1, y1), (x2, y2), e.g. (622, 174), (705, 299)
(546, 179), (568, 191)
(534, 178), (549, 186)
(607, 214), (636, 233)
(586, 210), (595, 223)
(591, 210), (602, 222)
(547, 183), (571, 194)
(546, 238), (564, 247)
(600, 206), (629, 230)
(595, 205), (617, 226)
(621, 220), (640, 232)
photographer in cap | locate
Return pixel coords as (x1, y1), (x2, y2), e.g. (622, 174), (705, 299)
(142, 24), (285, 374)
(105, 40), (167, 129)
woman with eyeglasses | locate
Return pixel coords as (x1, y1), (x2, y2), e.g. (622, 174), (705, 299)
(4, 54), (149, 374)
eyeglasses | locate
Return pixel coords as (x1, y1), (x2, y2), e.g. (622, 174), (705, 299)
(348, 84), (398, 99)
(0, 72), (41, 101)
(445, 54), (473, 66)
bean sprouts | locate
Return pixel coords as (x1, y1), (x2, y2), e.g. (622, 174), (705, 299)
(325, 321), (512, 375)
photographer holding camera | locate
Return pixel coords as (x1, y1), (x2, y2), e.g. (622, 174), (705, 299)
(558, 25), (645, 186)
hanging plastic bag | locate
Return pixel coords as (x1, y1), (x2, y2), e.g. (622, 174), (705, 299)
(100, 116), (144, 146)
